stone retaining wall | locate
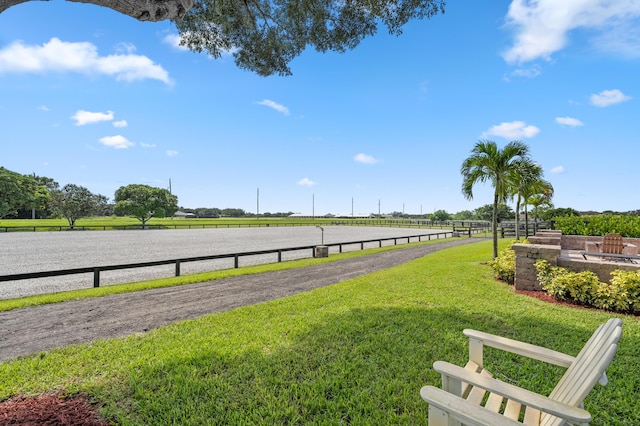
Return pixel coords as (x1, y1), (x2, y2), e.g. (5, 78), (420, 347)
(513, 244), (559, 291)
(559, 235), (640, 250)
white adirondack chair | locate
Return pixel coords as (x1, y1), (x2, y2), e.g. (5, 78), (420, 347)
(420, 318), (622, 425)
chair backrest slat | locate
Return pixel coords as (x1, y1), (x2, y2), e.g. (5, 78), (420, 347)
(541, 318), (622, 426)
(602, 233), (624, 254)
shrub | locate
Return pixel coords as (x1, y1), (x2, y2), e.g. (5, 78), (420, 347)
(489, 240), (528, 284)
(535, 259), (640, 314)
(598, 270), (640, 313)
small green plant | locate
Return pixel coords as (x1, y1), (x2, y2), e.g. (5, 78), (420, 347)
(489, 239), (528, 284)
(535, 259), (640, 314)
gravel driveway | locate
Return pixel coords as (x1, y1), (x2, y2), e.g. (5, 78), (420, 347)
(0, 237), (485, 362)
(0, 226), (449, 299)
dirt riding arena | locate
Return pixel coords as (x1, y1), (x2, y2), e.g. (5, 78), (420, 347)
(0, 226), (448, 299)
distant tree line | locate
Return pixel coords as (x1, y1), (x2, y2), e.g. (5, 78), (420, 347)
(2, 166), (637, 229)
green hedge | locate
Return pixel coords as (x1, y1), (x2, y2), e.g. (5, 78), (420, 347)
(553, 214), (640, 237)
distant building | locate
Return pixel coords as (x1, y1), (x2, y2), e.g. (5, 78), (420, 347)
(173, 211), (197, 218)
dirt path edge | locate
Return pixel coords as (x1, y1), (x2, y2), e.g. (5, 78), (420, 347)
(0, 238), (487, 362)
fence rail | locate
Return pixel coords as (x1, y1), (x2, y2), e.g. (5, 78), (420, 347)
(0, 230), (478, 290)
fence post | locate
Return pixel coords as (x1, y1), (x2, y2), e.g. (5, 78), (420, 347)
(176, 260), (181, 277)
(234, 255), (239, 268)
(278, 250), (282, 262)
(93, 269), (100, 287)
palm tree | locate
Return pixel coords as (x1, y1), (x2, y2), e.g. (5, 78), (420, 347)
(461, 140), (530, 259)
(510, 159), (544, 240)
(529, 193), (554, 224)
(522, 178), (554, 238)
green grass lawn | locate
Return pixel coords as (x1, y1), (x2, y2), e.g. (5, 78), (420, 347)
(0, 239), (637, 425)
(0, 216), (443, 230)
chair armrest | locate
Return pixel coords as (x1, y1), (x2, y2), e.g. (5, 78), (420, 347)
(433, 361), (592, 423)
(421, 385), (523, 426)
(464, 329), (576, 368)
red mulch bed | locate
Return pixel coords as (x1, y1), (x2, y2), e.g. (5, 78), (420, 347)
(514, 289), (583, 308)
(0, 392), (110, 426)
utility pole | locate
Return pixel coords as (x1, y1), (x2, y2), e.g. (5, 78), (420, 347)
(169, 178), (172, 194)
(312, 193), (315, 219)
(32, 172), (36, 219)
(378, 199), (381, 217)
(351, 197), (354, 218)
(256, 187), (259, 219)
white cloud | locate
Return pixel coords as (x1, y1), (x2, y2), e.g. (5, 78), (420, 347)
(354, 153), (380, 165)
(550, 166), (565, 174)
(99, 135), (134, 149)
(166, 150), (179, 157)
(297, 177), (317, 187)
(72, 110), (114, 126)
(256, 99), (290, 115)
(590, 89), (631, 107)
(482, 121), (540, 139)
(113, 120), (128, 128)
(509, 65), (541, 78)
(38, 105), (49, 111)
(555, 116), (584, 127)
(502, 0), (640, 63)
(140, 142), (156, 148)
(114, 42), (136, 54)
(0, 38), (172, 84)
(163, 33), (190, 52)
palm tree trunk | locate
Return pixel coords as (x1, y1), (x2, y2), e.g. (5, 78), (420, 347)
(525, 203), (530, 238)
(492, 191), (499, 259)
(515, 195), (521, 241)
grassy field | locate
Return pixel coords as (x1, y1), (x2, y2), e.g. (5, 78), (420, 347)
(0, 239), (637, 425)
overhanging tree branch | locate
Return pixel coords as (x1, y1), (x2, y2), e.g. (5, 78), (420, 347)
(0, 0), (194, 21)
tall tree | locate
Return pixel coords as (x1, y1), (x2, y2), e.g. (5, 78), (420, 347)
(114, 184), (179, 227)
(50, 184), (108, 228)
(177, 0), (445, 76)
(473, 203), (514, 223)
(461, 140), (530, 259)
(0, 167), (49, 218)
(0, 0), (445, 76)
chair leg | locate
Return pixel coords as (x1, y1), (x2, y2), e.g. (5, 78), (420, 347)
(429, 406), (461, 426)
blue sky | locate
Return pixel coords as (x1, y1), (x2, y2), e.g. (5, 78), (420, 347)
(1, 1), (639, 216)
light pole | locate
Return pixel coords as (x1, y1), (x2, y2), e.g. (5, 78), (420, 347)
(316, 226), (324, 245)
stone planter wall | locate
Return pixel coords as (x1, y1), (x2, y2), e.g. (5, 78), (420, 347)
(513, 233), (640, 291)
(513, 244), (560, 291)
